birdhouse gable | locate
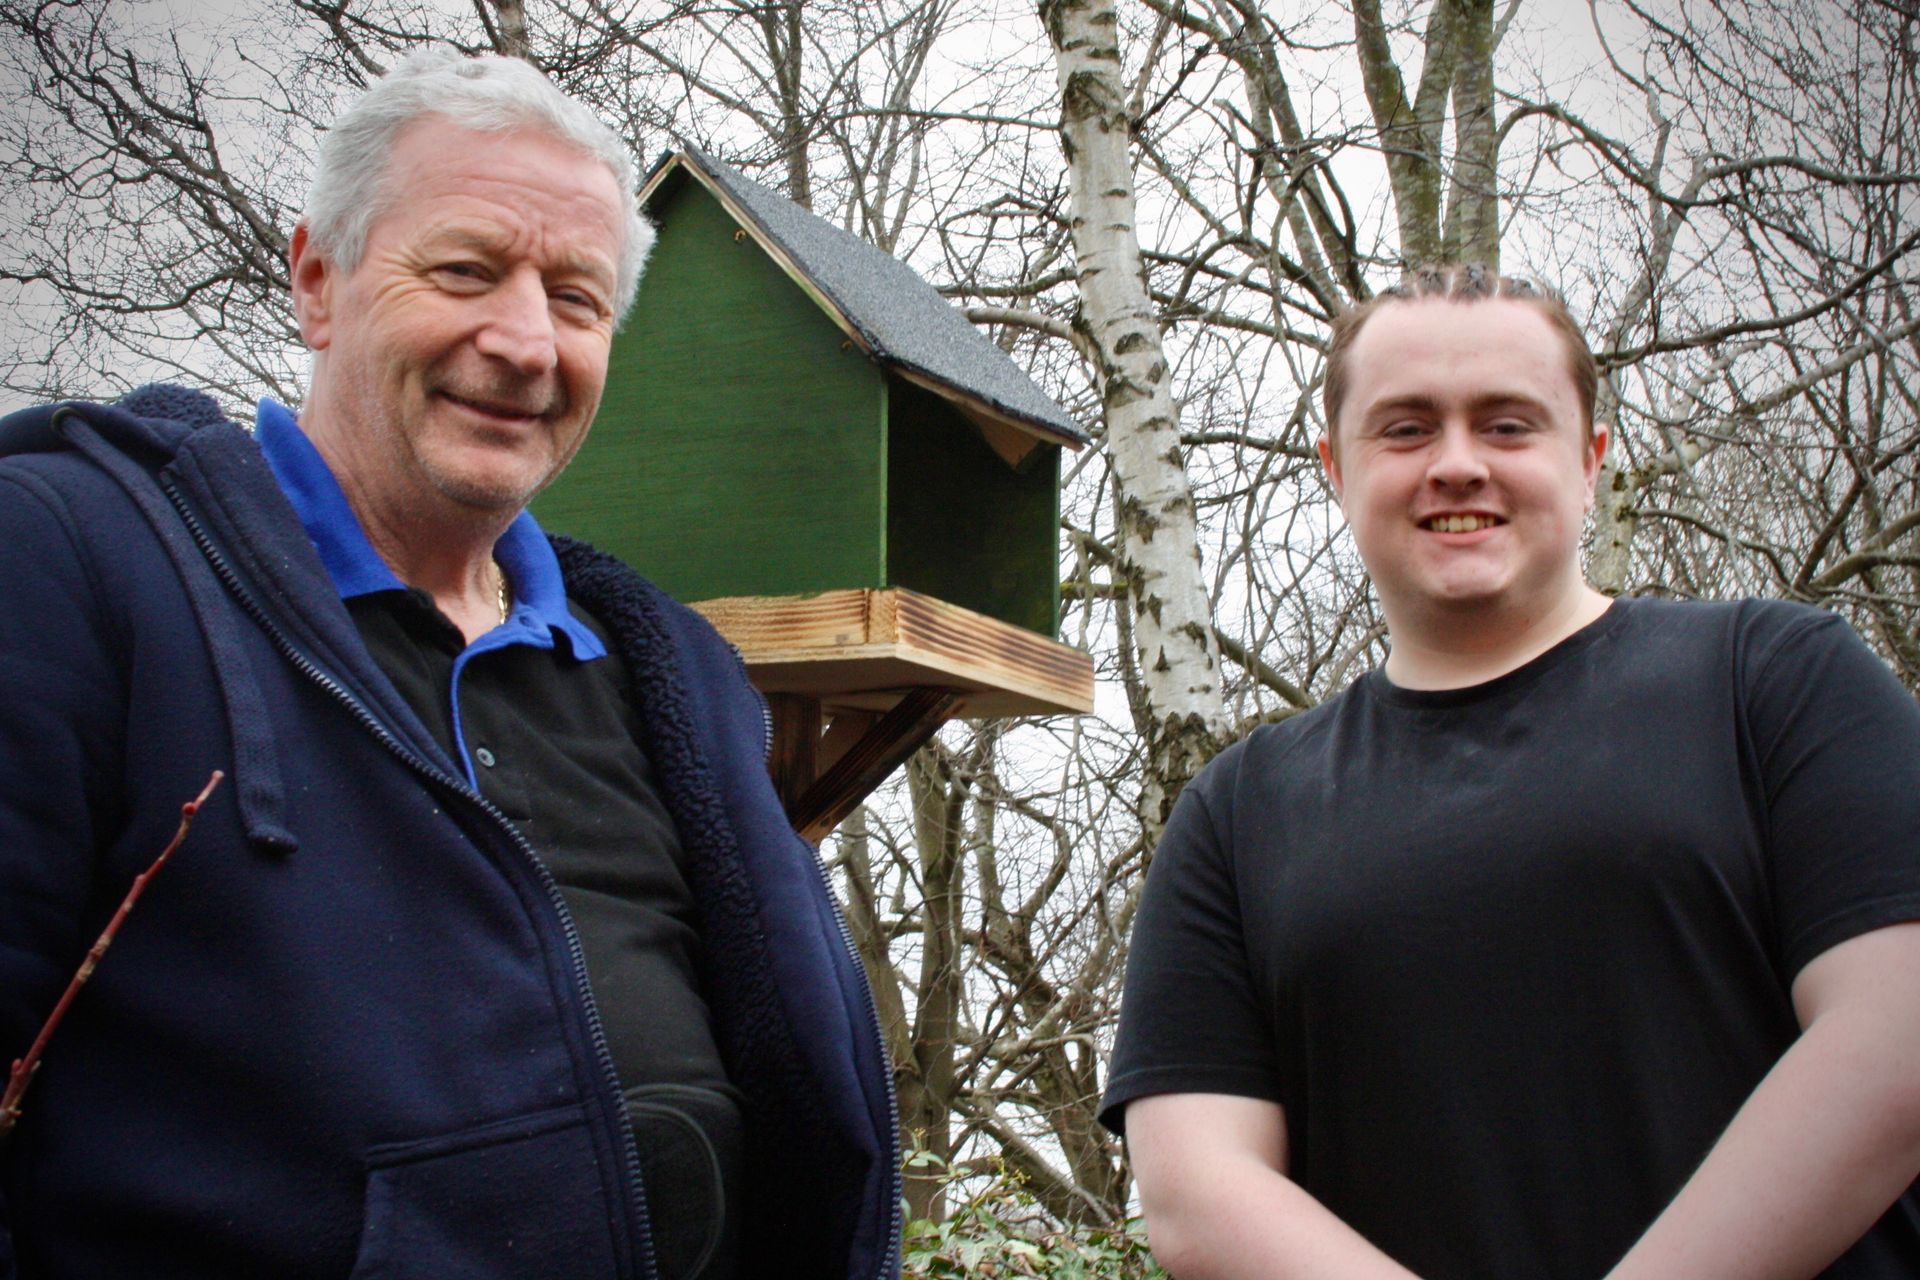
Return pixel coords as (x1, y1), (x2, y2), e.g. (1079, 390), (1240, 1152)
(649, 149), (1088, 461)
(536, 149), (1079, 640)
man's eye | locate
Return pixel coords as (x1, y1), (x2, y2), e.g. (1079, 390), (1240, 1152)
(552, 288), (609, 319)
(437, 262), (487, 282)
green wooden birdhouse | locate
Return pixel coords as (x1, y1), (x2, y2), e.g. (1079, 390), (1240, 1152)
(535, 149), (1094, 838)
(536, 148), (1088, 639)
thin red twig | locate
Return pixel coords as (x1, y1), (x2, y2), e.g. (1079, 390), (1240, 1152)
(0, 770), (224, 1140)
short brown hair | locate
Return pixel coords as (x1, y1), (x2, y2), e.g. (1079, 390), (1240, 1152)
(1322, 264), (1598, 447)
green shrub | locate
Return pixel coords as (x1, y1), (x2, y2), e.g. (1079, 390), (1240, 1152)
(899, 1155), (1166, 1279)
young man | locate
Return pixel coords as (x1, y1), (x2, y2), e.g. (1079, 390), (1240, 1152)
(1104, 266), (1920, 1279)
(0, 49), (897, 1279)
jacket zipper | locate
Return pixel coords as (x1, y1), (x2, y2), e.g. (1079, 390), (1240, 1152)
(729, 640), (775, 761)
(162, 478), (657, 1280)
(805, 841), (904, 1278)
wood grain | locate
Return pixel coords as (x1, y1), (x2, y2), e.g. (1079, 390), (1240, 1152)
(692, 587), (1094, 719)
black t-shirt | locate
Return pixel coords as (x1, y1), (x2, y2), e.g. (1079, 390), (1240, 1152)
(349, 588), (741, 1280)
(1105, 598), (1920, 1279)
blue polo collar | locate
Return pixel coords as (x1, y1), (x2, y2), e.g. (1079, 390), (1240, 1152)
(253, 397), (605, 661)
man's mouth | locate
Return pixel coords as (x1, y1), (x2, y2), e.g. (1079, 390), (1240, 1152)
(440, 391), (551, 421)
(1422, 513), (1503, 533)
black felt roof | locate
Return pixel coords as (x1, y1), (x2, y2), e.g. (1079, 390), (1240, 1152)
(647, 148), (1086, 447)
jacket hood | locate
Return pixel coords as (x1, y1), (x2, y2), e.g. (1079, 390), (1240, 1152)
(0, 383), (225, 462)
(1, 385), (298, 855)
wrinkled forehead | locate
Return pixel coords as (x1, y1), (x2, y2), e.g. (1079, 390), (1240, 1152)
(373, 119), (625, 245)
(379, 115), (621, 196)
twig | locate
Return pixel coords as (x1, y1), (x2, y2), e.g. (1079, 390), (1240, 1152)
(0, 770), (223, 1140)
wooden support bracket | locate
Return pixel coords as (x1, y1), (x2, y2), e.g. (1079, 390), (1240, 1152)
(765, 693), (822, 807)
(769, 688), (962, 843)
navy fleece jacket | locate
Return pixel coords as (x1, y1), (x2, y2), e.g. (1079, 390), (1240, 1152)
(0, 389), (899, 1279)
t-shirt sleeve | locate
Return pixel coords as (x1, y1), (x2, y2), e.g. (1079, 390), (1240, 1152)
(1100, 747), (1282, 1137)
(1744, 605), (1920, 979)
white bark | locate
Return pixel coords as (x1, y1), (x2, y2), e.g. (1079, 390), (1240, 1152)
(481, 0), (532, 61)
(1040, 0), (1227, 831)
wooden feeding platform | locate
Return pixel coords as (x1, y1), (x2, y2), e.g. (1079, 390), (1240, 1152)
(694, 589), (1093, 842)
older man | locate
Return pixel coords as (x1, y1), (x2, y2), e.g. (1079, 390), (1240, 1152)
(0, 49), (897, 1280)
(1105, 266), (1920, 1279)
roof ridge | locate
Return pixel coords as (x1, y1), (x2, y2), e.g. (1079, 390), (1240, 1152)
(648, 147), (1087, 447)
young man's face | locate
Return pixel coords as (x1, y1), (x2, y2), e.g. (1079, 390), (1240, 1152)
(1318, 297), (1606, 636)
(292, 117), (625, 530)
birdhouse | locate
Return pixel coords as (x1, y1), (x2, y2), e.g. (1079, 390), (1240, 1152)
(535, 149), (1094, 838)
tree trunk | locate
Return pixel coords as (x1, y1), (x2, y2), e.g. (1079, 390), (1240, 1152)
(899, 750), (966, 1220)
(1588, 451), (1637, 594)
(479, 0), (533, 61)
(1441, 0), (1498, 266)
(753, 0), (814, 209)
(1040, 0), (1228, 832)
(1352, 0), (1456, 264)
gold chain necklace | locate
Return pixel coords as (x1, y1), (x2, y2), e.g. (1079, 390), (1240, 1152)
(494, 563), (511, 625)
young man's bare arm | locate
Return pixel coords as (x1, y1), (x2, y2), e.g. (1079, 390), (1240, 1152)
(1127, 1093), (1423, 1280)
(1607, 921), (1920, 1280)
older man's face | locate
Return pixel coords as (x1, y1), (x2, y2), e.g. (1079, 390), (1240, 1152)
(298, 117), (624, 528)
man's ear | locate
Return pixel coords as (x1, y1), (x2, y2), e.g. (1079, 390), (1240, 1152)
(1583, 422), (1609, 510)
(288, 223), (336, 353)
(1317, 434), (1344, 504)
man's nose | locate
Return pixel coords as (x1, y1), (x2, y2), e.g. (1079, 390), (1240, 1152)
(474, 272), (559, 376)
(1427, 423), (1489, 487)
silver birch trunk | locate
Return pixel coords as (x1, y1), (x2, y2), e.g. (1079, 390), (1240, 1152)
(483, 0), (533, 61)
(1588, 405), (1638, 594)
(1040, 0), (1228, 833)
(1441, 0), (1499, 266)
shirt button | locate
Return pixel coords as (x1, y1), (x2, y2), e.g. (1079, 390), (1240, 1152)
(475, 747), (497, 768)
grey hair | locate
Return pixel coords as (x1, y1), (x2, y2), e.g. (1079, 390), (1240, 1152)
(300, 46), (653, 320)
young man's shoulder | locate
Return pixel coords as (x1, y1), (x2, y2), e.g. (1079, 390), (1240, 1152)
(1180, 682), (1365, 816)
(1609, 594), (1869, 688)
(1615, 592), (1836, 637)
(1191, 595), (1866, 790)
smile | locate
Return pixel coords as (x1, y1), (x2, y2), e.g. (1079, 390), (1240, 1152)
(1422, 514), (1504, 533)
(440, 391), (548, 422)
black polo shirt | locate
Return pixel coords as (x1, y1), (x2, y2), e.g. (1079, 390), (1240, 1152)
(349, 589), (743, 1280)
(255, 401), (741, 1280)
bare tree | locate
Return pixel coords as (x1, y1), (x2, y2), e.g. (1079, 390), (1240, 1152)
(4, 0), (1915, 1246)
(1576, 0), (1920, 682)
(0, 0), (307, 405)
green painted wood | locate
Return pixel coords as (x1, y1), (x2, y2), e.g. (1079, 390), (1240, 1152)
(538, 163), (1066, 640)
(885, 378), (1062, 637)
(535, 172), (889, 600)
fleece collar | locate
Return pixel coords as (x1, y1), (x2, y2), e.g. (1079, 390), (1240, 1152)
(253, 398), (604, 661)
